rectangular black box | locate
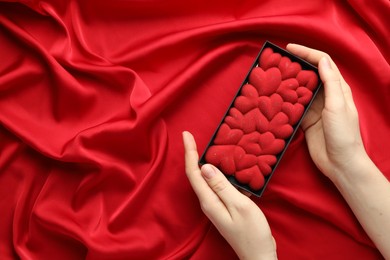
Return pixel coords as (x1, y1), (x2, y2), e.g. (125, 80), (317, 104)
(199, 41), (322, 197)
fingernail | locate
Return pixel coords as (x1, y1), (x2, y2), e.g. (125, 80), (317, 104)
(201, 164), (216, 179)
(321, 56), (332, 70)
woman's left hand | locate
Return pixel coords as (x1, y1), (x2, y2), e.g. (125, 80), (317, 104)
(183, 131), (277, 260)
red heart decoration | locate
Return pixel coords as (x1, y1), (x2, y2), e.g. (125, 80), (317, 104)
(296, 70), (319, 91)
(258, 163), (272, 176)
(234, 147), (258, 171)
(234, 84), (259, 113)
(241, 83), (259, 98)
(241, 109), (269, 134)
(214, 123), (244, 145)
(234, 96), (258, 114)
(258, 47), (273, 67)
(282, 102), (305, 125)
(205, 145), (236, 175)
(258, 154), (277, 166)
(258, 93), (283, 120)
(257, 154), (277, 176)
(249, 67), (282, 96)
(224, 108), (244, 129)
(268, 112), (293, 139)
(259, 48), (282, 70)
(238, 132), (262, 155)
(278, 78), (299, 91)
(257, 161), (272, 176)
(277, 89), (298, 104)
(277, 86), (298, 103)
(297, 87), (313, 106)
(257, 155), (276, 176)
(251, 109), (269, 133)
(278, 56), (302, 80)
(235, 165), (265, 190)
(277, 79), (299, 103)
(258, 132), (285, 155)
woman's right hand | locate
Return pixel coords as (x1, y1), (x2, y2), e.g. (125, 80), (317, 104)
(287, 44), (390, 259)
(286, 44), (369, 183)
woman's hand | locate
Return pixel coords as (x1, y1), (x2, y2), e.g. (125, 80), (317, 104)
(183, 131), (277, 260)
(287, 44), (390, 259)
(286, 44), (368, 183)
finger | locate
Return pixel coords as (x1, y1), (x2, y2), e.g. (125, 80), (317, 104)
(238, 188), (253, 198)
(183, 131), (217, 199)
(200, 163), (248, 212)
(182, 132), (229, 220)
(287, 44), (355, 109)
(286, 43), (330, 66)
(183, 131), (200, 176)
(304, 118), (326, 162)
(286, 44), (346, 85)
(300, 87), (324, 131)
(318, 57), (346, 112)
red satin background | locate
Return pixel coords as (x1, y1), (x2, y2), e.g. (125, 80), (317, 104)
(0, 0), (389, 259)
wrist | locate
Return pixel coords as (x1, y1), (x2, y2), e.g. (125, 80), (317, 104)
(239, 251), (277, 260)
(258, 251), (277, 260)
(330, 152), (377, 188)
(236, 238), (277, 260)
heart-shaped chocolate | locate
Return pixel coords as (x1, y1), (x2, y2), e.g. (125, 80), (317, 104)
(277, 90), (298, 104)
(258, 48), (273, 68)
(258, 154), (277, 166)
(235, 166), (265, 190)
(277, 79), (299, 103)
(241, 83), (259, 97)
(281, 102), (304, 125)
(234, 147), (258, 171)
(214, 123), (244, 145)
(297, 87), (313, 106)
(238, 132), (263, 155)
(249, 67), (282, 96)
(258, 132), (285, 155)
(234, 84), (259, 113)
(278, 56), (302, 80)
(205, 145), (236, 175)
(278, 78), (299, 91)
(234, 96), (258, 114)
(257, 154), (277, 176)
(296, 70), (319, 91)
(268, 112), (293, 139)
(241, 109), (268, 134)
(221, 109), (269, 135)
(251, 109), (269, 133)
(258, 93), (283, 120)
(225, 108), (244, 129)
(259, 48), (282, 70)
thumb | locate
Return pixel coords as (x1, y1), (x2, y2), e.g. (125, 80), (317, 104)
(201, 164), (244, 208)
(319, 56), (346, 112)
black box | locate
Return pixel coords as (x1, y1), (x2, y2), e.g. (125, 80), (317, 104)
(199, 41), (323, 197)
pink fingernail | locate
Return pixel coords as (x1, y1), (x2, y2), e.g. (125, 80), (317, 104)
(202, 164), (216, 179)
(321, 57), (332, 70)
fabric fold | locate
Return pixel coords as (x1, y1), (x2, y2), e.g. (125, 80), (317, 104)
(0, 0), (389, 259)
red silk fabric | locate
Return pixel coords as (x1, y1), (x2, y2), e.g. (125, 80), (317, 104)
(0, 1), (389, 259)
